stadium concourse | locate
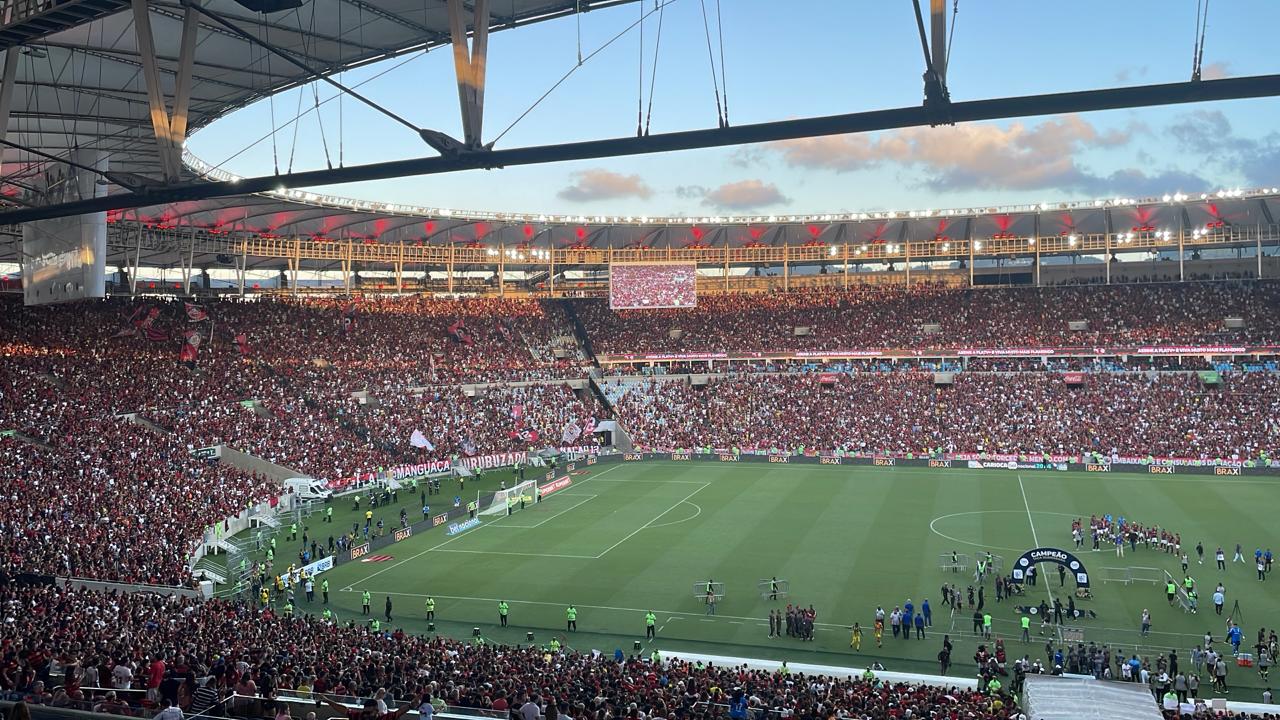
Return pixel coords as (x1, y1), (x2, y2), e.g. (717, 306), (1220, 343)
(2, 281), (1280, 720)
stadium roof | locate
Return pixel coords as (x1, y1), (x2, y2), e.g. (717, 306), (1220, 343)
(0, 0), (635, 179)
(0, 0), (1278, 270)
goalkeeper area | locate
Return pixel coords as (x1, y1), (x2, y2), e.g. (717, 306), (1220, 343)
(293, 461), (1278, 687)
(479, 479), (539, 516)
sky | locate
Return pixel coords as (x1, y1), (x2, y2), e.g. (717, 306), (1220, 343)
(185, 0), (1280, 218)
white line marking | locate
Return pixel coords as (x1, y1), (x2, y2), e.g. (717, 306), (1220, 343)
(590, 478), (708, 484)
(430, 548), (598, 559)
(352, 590), (854, 628)
(645, 502), (702, 529)
(593, 482), (711, 558)
(346, 465), (626, 587)
(491, 494), (598, 528)
(1018, 474), (1056, 607)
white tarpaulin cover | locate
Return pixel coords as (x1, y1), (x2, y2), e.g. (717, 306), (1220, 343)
(1024, 675), (1165, 720)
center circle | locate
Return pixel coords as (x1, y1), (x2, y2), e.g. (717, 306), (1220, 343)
(928, 509), (1081, 553)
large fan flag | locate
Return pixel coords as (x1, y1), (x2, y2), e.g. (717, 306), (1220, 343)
(561, 421), (581, 444)
(135, 306), (161, 330)
(184, 302), (209, 322)
(410, 430), (434, 451)
(447, 320), (473, 346)
(233, 333), (251, 356)
(340, 301), (358, 332)
(179, 329), (202, 363)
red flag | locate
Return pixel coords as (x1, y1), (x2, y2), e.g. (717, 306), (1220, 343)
(144, 327), (169, 342)
(180, 330), (201, 364)
(233, 333), (250, 356)
(447, 320), (472, 346)
(136, 307), (161, 330)
(184, 302), (209, 322)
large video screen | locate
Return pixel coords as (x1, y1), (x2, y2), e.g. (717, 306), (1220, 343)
(609, 262), (698, 310)
(21, 150), (107, 305)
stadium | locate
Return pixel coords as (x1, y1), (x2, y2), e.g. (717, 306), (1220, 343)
(2, 2), (1280, 720)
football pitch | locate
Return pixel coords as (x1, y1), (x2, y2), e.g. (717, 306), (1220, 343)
(308, 461), (1278, 689)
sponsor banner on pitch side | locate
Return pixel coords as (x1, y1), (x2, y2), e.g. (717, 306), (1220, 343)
(539, 476), (573, 496)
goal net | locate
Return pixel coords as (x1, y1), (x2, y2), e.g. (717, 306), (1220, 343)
(480, 479), (538, 516)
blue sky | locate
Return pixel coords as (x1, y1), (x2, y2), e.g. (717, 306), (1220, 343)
(186, 0), (1280, 217)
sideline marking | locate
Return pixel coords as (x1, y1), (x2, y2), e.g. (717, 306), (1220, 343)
(594, 482), (711, 558)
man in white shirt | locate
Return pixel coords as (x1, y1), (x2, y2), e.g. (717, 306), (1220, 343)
(155, 698), (184, 720)
(112, 661), (133, 690)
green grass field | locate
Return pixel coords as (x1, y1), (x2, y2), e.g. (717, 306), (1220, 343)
(246, 461), (1280, 691)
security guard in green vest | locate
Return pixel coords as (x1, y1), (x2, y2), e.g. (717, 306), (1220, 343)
(645, 611), (657, 639)
(370, 618), (381, 632)
(1020, 615), (1031, 642)
(650, 649), (661, 665)
(325, 505), (333, 523)
(498, 600), (509, 627)
(362, 590), (372, 615)
(321, 579), (329, 604)
(566, 605), (577, 632)
(1165, 579), (1178, 605)
(549, 637), (561, 652)
(425, 596), (435, 621)
(266, 548), (274, 562)
(271, 536), (277, 552)
(322, 607), (332, 621)
(284, 601), (294, 617)
(290, 522), (298, 541)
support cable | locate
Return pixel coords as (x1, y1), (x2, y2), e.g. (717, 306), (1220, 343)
(946, 0), (958, 69)
(636, 0), (643, 136)
(715, 0), (727, 125)
(698, 0), (724, 127)
(643, 0), (665, 136)
(492, 0), (676, 146)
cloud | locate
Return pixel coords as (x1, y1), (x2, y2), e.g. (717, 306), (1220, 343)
(756, 115), (1211, 196)
(700, 180), (791, 210)
(1201, 61), (1231, 80)
(1114, 66), (1149, 84)
(556, 169), (653, 202)
(675, 185), (709, 199)
(1167, 109), (1280, 187)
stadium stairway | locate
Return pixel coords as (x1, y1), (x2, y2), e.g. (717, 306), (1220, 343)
(561, 300), (599, 366)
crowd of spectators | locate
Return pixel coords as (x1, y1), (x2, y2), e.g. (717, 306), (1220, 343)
(612, 371), (1280, 460)
(0, 423), (274, 585)
(610, 264), (698, 309)
(363, 383), (605, 459)
(0, 583), (1018, 720)
(578, 280), (1280, 356)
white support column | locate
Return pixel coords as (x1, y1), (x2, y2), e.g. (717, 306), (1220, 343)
(0, 49), (20, 146)
(132, 0), (182, 181)
(447, 0), (491, 148)
(169, 2), (201, 163)
(131, 213), (143, 295)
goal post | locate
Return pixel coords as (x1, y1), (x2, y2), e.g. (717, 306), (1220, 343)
(480, 479), (538, 516)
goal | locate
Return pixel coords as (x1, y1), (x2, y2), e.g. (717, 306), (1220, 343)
(479, 479), (538, 516)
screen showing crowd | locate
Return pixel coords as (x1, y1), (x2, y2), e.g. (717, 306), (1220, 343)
(609, 262), (698, 310)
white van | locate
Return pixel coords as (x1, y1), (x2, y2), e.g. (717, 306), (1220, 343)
(284, 477), (333, 501)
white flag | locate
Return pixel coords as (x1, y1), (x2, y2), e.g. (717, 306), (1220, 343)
(410, 430), (434, 450)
